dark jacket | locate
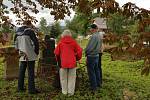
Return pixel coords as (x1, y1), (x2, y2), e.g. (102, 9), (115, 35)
(14, 26), (39, 61)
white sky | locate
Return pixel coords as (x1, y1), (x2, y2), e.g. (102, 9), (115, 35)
(115, 0), (150, 9)
(3, 0), (75, 26)
(4, 0), (150, 26)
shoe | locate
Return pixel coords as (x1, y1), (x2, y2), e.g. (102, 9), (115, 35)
(97, 84), (102, 88)
(29, 89), (40, 94)
(91, 90), (96, 95)
(90, 89), (96, 95)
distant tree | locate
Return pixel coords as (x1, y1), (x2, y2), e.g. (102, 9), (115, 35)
(127, 20), (139, 42)
(39, 17), (50, 35)
(107, 13), (127, 35)
(65, 13), (89, 36)
(50, 21), (62, 38)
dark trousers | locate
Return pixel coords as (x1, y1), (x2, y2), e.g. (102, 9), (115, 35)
(99, 53), (102, 84)
(18, 61), (36, 92)
(87, 55), (100, 90)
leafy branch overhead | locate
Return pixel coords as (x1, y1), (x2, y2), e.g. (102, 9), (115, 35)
(0, 0), (77, 25)
(0, 0), (150, 25)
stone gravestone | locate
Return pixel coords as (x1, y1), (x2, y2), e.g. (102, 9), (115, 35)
(37, 35), (60, 88)
(1, 47), (19, 80)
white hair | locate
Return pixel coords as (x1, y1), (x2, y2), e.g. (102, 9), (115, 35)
(61, 29), (72, 38)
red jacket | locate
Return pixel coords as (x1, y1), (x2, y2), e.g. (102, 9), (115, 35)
(54, 36), (82, 68)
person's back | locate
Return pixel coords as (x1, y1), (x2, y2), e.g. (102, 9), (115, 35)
(55, 35), (82, 68)
(14, 20), (39, 94)
(54, 29), (82, 96)
(98, 29), (105, 85)
(15, 26), (38, 61)
(85, 32), (102, 56)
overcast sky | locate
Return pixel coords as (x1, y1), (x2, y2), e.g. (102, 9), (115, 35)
(4, 0), (150, 26)
(115, 0), (150, 9)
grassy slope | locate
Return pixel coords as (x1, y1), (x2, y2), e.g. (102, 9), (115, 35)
(0, 53), (150, 100)
(0, 40), (150, 100)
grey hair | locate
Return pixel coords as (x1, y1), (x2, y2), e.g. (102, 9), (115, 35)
(61, 29), (72, 38)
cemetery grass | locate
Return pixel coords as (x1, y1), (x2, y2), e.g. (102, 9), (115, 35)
(0, 53), (150, 100)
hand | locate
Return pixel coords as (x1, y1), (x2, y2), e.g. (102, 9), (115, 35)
(86, 58), (88, 65)
(78, 60), (81, 64)
(19, 51), (28, 60)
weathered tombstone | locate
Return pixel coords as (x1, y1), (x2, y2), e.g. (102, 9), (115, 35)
(42, 35), (56, 64)
(37, 35), (60, 88)
(0, 47), (19, 80)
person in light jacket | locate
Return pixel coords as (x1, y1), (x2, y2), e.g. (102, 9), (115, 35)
(54, 29), (82, 96)
(14, 20), (39, 94)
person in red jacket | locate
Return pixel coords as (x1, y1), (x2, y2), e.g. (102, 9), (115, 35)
(54, 29), (82, 96)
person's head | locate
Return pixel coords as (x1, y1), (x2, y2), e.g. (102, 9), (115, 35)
(61, 29), (72, 38)
(90, 24), (98, 33)
(23, 20), (32, 27)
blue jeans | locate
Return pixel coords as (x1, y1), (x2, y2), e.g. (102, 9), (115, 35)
(99, 53), (102, 84)
(18, 61), (36, 92)
(87, 55), (100, 90)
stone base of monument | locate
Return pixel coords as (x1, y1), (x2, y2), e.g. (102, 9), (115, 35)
(37, 36), (61, 88)
(0, 47), (19, 80)
(37, 58), (58, 82)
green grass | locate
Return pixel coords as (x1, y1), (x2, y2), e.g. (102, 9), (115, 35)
(0, 39), (150, 100)
(0, 53), (150, 100)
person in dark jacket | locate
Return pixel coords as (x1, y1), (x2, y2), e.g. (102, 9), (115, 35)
(54, 29), (82, 96)
(14, 20), (39, 94)
(85, 24), (102, 92)
(98, 28), (105, 85)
